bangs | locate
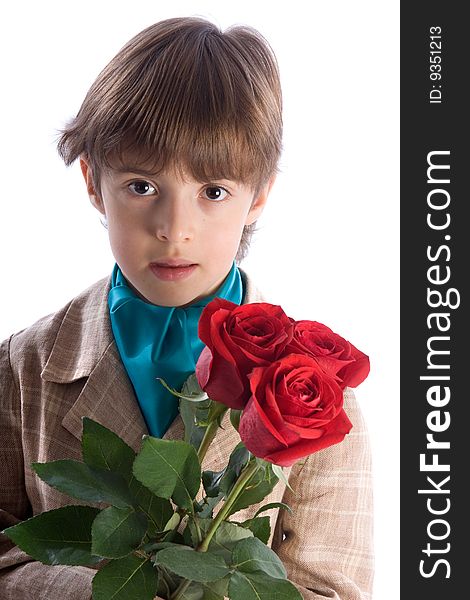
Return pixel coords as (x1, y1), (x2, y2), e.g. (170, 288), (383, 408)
(103, 118), (263, 189)
(58, 18), (282, 192)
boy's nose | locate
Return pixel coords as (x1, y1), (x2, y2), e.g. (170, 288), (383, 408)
(154, 199), (194, 242)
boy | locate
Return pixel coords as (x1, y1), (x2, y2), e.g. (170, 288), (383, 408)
(0, 17), (374, 599)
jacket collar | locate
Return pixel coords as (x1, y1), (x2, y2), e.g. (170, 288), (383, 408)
(40, 267), (263, 451)
(41, 274), (114, 384)
(41, 268), (261, 384)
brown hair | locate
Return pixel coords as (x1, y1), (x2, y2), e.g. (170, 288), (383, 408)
(57, 16), (283, 262)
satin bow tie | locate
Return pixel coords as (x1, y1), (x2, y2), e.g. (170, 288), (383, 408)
(108, 262), (243, 437)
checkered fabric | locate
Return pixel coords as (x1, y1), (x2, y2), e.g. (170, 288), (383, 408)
(0, 270), (374, 599)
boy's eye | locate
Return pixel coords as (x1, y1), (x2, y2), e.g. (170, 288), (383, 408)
(203, 186), (229, 201)
(128, 181), (156, 196)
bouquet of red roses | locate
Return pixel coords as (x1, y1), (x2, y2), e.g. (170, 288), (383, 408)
(4, 299), (369, 600)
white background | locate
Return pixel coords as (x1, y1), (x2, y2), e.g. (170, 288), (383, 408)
(0, 1), (399, 598)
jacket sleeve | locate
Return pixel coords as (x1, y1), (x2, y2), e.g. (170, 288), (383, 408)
(272, 388), (375, 600)
(0, 335), (96, 599)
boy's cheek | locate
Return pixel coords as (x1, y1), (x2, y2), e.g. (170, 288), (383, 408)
(210, 229), (241, 256)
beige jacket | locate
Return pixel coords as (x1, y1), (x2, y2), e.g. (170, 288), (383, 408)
(0, 269), (374, 599)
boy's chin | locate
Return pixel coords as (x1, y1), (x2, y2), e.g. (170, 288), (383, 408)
(141, 284), (208, 309)
(131, 266), (232, 308)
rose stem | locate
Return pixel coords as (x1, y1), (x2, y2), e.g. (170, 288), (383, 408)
(170, 403), (227, 598)
(170, 579), (192, 600)
(191, 403), (228, 543)
(197, 403), (228, 463)
(197, 460), (260, 553)
(171, 460), (260, 600)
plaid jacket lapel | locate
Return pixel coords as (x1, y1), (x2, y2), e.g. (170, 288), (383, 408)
(39, 274), (147, 450)
(40, 267), (264, 453)
(60, 341), (149, 451)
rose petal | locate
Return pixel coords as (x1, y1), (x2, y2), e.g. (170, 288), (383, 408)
(239, 397), (289, 458)
(198, 298), (235, 345)
(195, 346), (212, 389)
(247, 368), (287, 444)
(197, 351), (246, 409)
(239, 353), (351, 466)
(338, 350), (370, 387)
(264, 409), (353, 467)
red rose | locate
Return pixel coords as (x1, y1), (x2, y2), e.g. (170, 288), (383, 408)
(238, 353), (352, 467)
(196, 298), (293, 409)
(286, 320), (370, 388)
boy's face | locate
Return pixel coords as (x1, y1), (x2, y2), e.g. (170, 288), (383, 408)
(81, 155), (274, 307)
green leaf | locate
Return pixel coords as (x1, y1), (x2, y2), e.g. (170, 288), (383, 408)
(32, 460), (135, 508)
(202, 468), (225, 498)
(177, 582), (204, 600)
(91, 506), (147, 558)
(132, 437), (201, 510)
(181, 372), (208, 397)
(230, 409), (242, 431)
(200, 442), (249, 502)
(157, 529), (185, 545)
(207, 521), (253, 563)
(144, 540), (182, 553)
(155, 546), (231, 582)
(183, 516), (210, 546)
(163, 512), (181, 532)
(226, 463), (279, 517)
(239, 516), (271, 545)
(232, 536), (286, 579)
(218, 443), (251, 496)
(158, 373), (208, 402)
(253, 502), (293, 519)
(82, 417), (135, 482)
(196, 493), (224, 519)
(155, 563), (177, 598)
(200, 577), (230, 599)
(92, 554), (157, 600)
(182, 517), (252, 556)
(206, 401), (228, 425)
(272, 464), (294, 492)
(182, 519), (195, 546)
(180, 395), (211, 450)
(129, 478), (173, 535)
(3, 505), (101, 566)
(228, 571), (303, 600)
(181, 578), (229, 600)
(81, 418), (175, 535)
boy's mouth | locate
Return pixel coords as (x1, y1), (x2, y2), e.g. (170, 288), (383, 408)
(149, 259), (197, 282)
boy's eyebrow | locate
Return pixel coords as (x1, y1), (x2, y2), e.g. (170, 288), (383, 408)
(111, 165), (241, 186)
(112, 165), (159, 177)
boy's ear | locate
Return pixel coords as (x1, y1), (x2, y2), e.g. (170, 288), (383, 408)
(245, 175), (276, 226)
(79, 156), (105, 215)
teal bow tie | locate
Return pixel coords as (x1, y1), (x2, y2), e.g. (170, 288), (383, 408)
(108, 262), (243, 437)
